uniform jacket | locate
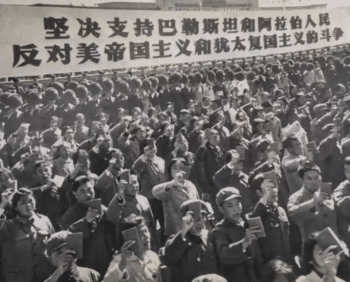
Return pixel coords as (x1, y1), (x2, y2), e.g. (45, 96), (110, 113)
(0, 213), (55, 282)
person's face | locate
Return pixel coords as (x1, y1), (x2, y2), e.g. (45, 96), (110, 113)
(133, 111), (141, 120)
(37, 166), (52, 184)
(112, 152), (124, 168)
(124, 175), (139, 197)
(210, 102), (220, 111)
(50, 245), (77, 269)
(219, 198), (242, 224)
(140, 117), (149, 127)
(303, 170), (321, 193)
(180, 113), (191, 124)
(73, 181), (95, 204)
(145, 147), (156, 159)
(188, 215), (206, 236)
(59, 145), (70, 159)
(137, 223), (151, 253)
(99, 138), (111, 150)
(256, 123), (266, 135)
(237, 113), (245, 121)
(344, 164), (350, 180)
(208, 131), (220, 146)
(257, 110), (265, 119)
(297, 96), (307, 106)
(76, 116), (85, 125)
(0, 172), (11, 184)
(65, 130), (74, 141)
(16, 194), (36, 218)
(175, 138), (188, 153)
(18, 126), (28, 138)
(267, 187), (279, 205)
(312, 243), (327, 270)
(166, 105), (174, 113)
(135, 129), (146, 141)
(164, 125), (174, 137)
(264, 120), (272, 132)
(79, 157), (90, 173)
(91, 123), (100, 135)
(170, 160), (184, 179)
(290, 140), (302, 155)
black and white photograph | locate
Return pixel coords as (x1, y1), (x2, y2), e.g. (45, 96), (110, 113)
(1, 0), (350, 281)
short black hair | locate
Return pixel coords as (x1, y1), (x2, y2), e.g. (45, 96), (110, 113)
(302, 232), (321, 275)
(72, 175), (94, 192)
(167, 158), (187, 180)
(282, 134), (299, 150)
(12, 188), (34, 215)
(298, 161), (321, 179)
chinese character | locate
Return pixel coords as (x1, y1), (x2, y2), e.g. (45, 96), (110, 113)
(241, 18), (255, 32)
(43, 17), (69, 39)
(279, 33), (292, 47)
(194, 39), (211, 55)
(107, 18), (128, 38)
(152, 40), (171, 58)
(214, 37), (230, 53)
(223, 18), (238, 33)
(158, 19), (177, 36)
(45, 44), (72, 65)
(320, 29), (331, 42)
(13, 44), (42, 67)
(258, 17), (272, 32)
(264, 35), (277, 49)
(77, 18), (101, 38)
(305, 15), (317, 28)
(275, 17), (287, 31)
(306, 30), (318, 44)
(104, 42), (126, 62)
(77, 43), (100, 64)
(134, 19), (154, 37)
(231, 36), (246, 51)
(319, 13), (330, 26)
(175, 39), (192, 57)
(129, 41), (150, 60)
(333, 28), (344, 40)
(181, 19), (199, 35)
(294, 32), (305, 45)
(248, 36), (262, 50)
(203, 19), (219, 34)
(290, 16), (302, 30)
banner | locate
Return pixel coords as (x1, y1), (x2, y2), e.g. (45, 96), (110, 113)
(0, 5), (350, 77)
(258, 0), (327, 8)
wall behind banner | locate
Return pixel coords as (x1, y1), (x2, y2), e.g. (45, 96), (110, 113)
(1, 4), (350, 77)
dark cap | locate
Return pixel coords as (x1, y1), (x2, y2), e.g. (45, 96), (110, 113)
(180, 199), (210, 217)
(144, 138), (155, 149)
(47, 231), (70, 256)
(216, 187), (242, 207)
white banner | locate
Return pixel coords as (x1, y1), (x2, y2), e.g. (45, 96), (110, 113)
(0, 5), (350, 77)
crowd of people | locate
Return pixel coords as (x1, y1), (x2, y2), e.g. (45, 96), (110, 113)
(1, 48), (350, 282)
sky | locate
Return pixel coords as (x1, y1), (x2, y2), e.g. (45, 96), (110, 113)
(0, 0), (349, 7)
